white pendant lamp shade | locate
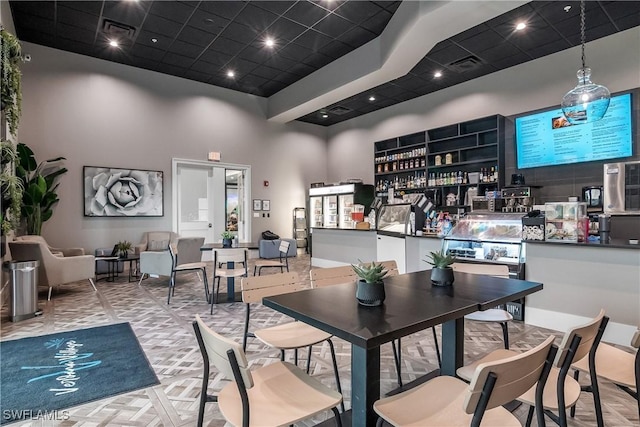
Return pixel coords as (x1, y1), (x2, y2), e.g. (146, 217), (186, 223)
(561, 0), (610, 124)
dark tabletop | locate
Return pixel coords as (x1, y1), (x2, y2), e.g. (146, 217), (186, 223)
(264, 270), (542, 349)
(200, 242), (259, 251)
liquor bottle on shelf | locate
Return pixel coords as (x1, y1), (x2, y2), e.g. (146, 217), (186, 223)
(490, 166), (495, 183)
(493, 165), (498, 183)
(463, 171), (468, 184)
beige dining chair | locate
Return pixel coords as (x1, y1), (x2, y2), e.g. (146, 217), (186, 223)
(373, 336), (558, 427)
(253, 239), (291, 276)
(571, 325), (639, 423)
(192, 314), (343, 427)
(240, 272), (344, 411)
(457, 309), (608, 427)
(450, 262), (512, 348)
(211, 249), (248, 313)
(167, 238), (208, 305)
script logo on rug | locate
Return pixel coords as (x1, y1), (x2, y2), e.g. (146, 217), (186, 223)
(21, 337), (102, 396)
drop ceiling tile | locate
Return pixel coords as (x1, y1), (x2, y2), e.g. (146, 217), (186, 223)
(313, 13), (352, 38)
(360, 9), (393, 33)
(254, 1), (298, 16)
(209, 37), (246, 56)
(238, 74), (270, 88)
(157, 63), (188, 77)
(527, 39), (571, 59)
(13, 12), (56, 36)
(130, 56), (160, 71)
(56, 5), (100, 31)
(375, 1), (402, 13)
(288, 61), (316, 76)
(162, 52), (195, 68)
(451, 23), (490, 44)
(455, 29), (504, 53)
(427, 42), (473, 66)
(57, 1), (103, 16)
(485, 3), (535, 27)
(303, 51), (333, 69)
(178, 26), (217, 47)
(221, 21), (259, 44)
(318, 40), (352, 60)
(260, 80), (289, 95)
(377, 84), (408, 98)
(392, 91), (420, 103)
(198, 1), (246, 19)
(585, 22), (619, 41)
(338, 26), (377, 48)
(266, 18), (308, 42)
(235, 4), (280, 33)
(293, 29), (333, 50)
(264, 54), (299, 71)
(53, 38), (95, 57)
(615, 13), (640, 31)
(136, 30), (172, 49)
(57, 22), (96, 43)
(357, 103), (381, 114)
(149, 1), (196, 23)
(335, 2), (383, 24)
(534, 1), (581, 24)
(249, 65), (283, 80)
(199, 50), (233, 67)
(392, 74), (430, 92)
(184, 69), (212, 83)
(410, 57), (442, 75)
(278, 43), (313, 62)
(142, 14), (184, 38)
(476, 42), (522, 62)
(168, 40), (205, 59)
(102, 1), (148, 27)
(240, 45), (276, 63)
(132, 44), (166, 61)
(187, 9), (230, 32)
(601, 1), (640, 20)
(492, 52), (531, 70)
(272, 71), (301, 84)
(226, 58), (260, 74)
(10, 1), (55, 20)
(284, 1), (329, 27)
(191, 58), (224, 73)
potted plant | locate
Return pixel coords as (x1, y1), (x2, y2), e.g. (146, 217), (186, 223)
(15, 143), (68, 235)
(221, 231), (234, 248)
(1, 29), (23, 137)
(425, 249), (455, 286)
(115, 240), (132, 258)
(351, 261), (389, 306)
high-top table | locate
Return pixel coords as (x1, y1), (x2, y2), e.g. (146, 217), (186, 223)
(263, 269), (543, 427)
(200, 242), (259, 303)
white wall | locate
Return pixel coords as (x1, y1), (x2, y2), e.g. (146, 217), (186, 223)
(326, 28), (640, 183)
(18, 42), (328, 250)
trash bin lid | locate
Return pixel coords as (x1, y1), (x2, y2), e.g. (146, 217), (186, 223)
(2, 260), (39, 270)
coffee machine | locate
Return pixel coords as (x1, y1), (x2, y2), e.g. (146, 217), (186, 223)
(501, 187), (537, 213)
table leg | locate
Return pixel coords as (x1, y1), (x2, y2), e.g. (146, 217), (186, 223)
(441, 317), (464, 376)
(351, 344), (380, 427)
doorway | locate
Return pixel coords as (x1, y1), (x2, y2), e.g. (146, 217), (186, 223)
(172, 159), (250, 244)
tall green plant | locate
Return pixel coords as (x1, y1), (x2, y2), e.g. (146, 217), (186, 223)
(1, 29), (23, 137)
(15, 143), (67, 235)
(0, 140), (23, 234)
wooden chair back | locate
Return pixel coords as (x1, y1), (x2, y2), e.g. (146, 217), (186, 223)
(193, 314), (253, 388)
(464, 335), (556, 414)
(556, 309), (607, 367)
(451, 262), (509, 278)
(215, 248), (247, 264)
(241, 272), (303, 303)
(378, 260), (399, 277)
(176, 237), (204, 265)
(310, 266), (357, 288)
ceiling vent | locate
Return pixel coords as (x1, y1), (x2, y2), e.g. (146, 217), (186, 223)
(448, 55), (483, 73)
(102, 19), (137, 39)
(328, 106), (352, 115)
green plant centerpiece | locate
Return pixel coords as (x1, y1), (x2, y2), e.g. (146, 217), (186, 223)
(351, 260), (389, 306)
(115, 240), (132, 258)
(15, 143), (68, 235)
(425, 249), (455, 286)
(1, 29), (23, 137)
(221, 230), (234, 248)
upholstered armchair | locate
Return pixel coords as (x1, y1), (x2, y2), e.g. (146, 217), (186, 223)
(134, 231), (179, 255)
(15, 235), (85, 257)
(8, 240), (96, 300)
(137, 237), (205, 289)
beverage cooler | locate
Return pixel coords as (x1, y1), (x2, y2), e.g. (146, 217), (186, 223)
(308, 183), (374, 229)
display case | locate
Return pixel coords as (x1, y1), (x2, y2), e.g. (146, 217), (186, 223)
(544, 202), (588, 242)
(377, 203), (412, 234)
(442, 213), (525, 277)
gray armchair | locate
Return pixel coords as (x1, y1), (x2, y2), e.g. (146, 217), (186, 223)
(15, 235), (85, 257)
(9, 240), (96, 300)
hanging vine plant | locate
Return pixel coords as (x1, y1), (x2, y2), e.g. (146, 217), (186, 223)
(1, 28), (23, 137)
(1, 140), (23, 235)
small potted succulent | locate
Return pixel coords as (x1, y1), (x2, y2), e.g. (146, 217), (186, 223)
(351, 260), (389, 306)
(425, 249), (455, 286)
(115, 240), (132, 258)
(221, 231), (234, 248)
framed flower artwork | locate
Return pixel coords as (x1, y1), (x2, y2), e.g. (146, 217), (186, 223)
(83, 166), (164, 217)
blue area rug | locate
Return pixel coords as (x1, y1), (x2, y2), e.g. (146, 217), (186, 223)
(0, 323), (159, 424)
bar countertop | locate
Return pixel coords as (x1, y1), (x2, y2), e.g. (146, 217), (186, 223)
(525, 238), (640, 250)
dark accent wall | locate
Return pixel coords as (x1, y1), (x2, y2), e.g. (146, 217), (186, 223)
(504, 88), (640, 203)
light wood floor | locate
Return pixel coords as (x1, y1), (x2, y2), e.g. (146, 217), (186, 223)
(1, 254), (637, 426)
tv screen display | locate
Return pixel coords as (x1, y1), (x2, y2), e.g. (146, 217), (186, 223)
(515, 93), (633, 169)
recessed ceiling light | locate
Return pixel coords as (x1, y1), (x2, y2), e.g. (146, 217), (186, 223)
(265, 37), (275, 48)
(515, 22), (526, 31)
(369, 96), (376, 102)
(151, 38), (158, 43)
(227, 70), (235, 78)
(321, 113), (329, 119)
(564, 5), (571, 12)
(434, 71), (442, 78)
(109, 40), (119, 47)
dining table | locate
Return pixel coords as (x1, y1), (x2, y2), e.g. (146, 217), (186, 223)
(262, 269), (543, 427)
(200, 242), (259, 303)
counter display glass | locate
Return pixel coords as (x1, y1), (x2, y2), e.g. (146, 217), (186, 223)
(377, 203), (412, 234)
(443, 213), (525, 269)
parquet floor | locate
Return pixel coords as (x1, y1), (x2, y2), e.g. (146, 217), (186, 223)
(1, 254), (637, 426)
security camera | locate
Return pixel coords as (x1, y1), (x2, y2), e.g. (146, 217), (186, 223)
(23, 54), (31, 62)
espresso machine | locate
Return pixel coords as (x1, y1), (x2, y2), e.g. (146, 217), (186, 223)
(501, 187), (537, 213)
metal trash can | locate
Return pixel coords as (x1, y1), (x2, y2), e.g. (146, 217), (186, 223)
(3, 260), (39, 322)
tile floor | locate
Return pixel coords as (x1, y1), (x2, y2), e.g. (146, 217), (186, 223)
(1, 254), (637, 426)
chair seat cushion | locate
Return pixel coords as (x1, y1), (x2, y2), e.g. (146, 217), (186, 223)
(373, 375), (520, 427)
(572, 343), (637, 389)
(174, 262), (206, 271)
(218, 361), (342, 427)
(465, 308), (513, 323)
(255, 322), (333, 349)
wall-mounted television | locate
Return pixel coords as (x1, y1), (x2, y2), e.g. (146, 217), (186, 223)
(515, 93), (633, 169)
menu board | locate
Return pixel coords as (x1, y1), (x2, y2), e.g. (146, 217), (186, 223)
(515, 93), (633, 169)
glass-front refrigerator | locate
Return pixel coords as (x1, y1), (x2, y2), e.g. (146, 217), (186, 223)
(308, 183), (374, 229)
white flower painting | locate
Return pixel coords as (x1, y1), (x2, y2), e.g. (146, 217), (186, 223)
(84, 167), (163, 217)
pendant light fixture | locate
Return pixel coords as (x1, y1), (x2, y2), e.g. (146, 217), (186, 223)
(561, 0), (610, 124)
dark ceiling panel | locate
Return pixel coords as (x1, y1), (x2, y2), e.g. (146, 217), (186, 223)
(8, 1), (636, 126)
